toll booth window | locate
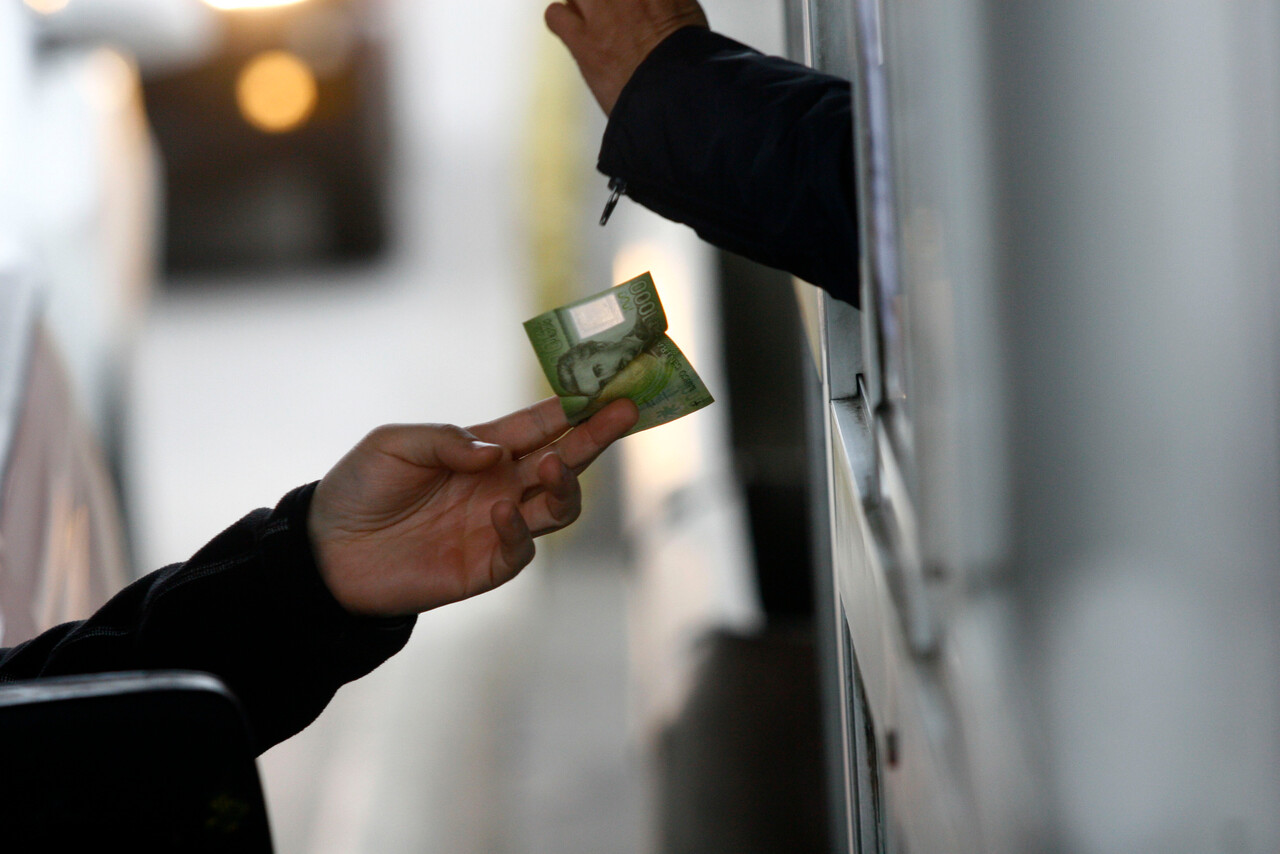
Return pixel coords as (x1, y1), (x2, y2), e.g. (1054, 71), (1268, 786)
(805, 0), (856, 79)
(787, 0), (865, 401)
(788, 0), (914, 439)
(842, 612), (886, 853)
(854, 0), (908, 420)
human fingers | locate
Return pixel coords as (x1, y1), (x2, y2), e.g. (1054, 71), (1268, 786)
(468, 398), (570, 458)
(367, 423), (504, 473)
(544, 1), (584, 41)
(548, 397), (638, 473)
(512, 397), (637, 490)
(511, 399), (634, 523)
(644, 0), (709, 26)
(491, 499), (536, 578)
(521, 453), (583, 535)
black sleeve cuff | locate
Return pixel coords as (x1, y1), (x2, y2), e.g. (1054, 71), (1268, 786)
(598, 27), (860, 304)
(269, 482), (415, 636)
(607, 27), (759, 137)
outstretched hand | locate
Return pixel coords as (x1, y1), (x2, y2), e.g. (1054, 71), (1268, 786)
(309, 397), (639, 617)
(545, 0), (708, 115)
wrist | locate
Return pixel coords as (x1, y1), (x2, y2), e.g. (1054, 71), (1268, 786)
(597, 21), (709, 115)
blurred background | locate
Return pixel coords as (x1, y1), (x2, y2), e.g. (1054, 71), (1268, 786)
(3, 0), (819, 851)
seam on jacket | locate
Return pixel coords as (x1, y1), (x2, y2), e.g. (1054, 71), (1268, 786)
(40, 626), (132, 663)
(146, 516), (291, 607)
(147, 550), (259, 605)
(53, 626), (130, 644)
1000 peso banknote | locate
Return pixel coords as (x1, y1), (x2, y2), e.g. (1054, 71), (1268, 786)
(524, 272), (714, 433)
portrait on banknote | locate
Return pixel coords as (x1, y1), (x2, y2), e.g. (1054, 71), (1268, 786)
(524, 272), (713, 434)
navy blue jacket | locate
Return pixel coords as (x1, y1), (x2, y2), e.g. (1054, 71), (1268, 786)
(0, 484), (415, 754)
(598, 27), (859, 305)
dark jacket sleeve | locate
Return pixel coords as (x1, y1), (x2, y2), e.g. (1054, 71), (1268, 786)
(0, 483), (415, 754)
(598, 27), (859, 305)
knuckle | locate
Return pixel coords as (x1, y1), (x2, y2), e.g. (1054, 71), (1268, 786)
(364, 423), (405, 448)
(556, 495), (583, 525)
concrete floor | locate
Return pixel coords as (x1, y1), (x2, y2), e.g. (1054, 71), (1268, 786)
(121, 2), (645, 850)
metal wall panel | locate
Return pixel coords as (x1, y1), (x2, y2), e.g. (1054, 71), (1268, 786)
(807, 0), (1280, 851)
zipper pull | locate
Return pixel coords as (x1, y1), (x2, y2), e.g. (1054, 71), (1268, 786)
(599, 178), (626, 226)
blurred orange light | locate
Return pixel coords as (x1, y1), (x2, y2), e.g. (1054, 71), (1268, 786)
(81, 48), (139, 114)
(23, 0), (70, 14)
(235, 50), (318, 134)
(203, 0), (309, 9)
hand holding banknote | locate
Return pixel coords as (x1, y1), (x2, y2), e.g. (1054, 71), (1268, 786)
(525, 272), (714, 434)
(311, 397), (639, 617)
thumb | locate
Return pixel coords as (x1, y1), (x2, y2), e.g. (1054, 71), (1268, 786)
(544, 2), (584, 44)
(370, 423), (505, 473)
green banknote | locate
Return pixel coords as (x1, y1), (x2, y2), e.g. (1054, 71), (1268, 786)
(524, 272), (714, 433)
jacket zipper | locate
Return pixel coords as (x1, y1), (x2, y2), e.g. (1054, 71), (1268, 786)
(599, 177), (627, 226)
